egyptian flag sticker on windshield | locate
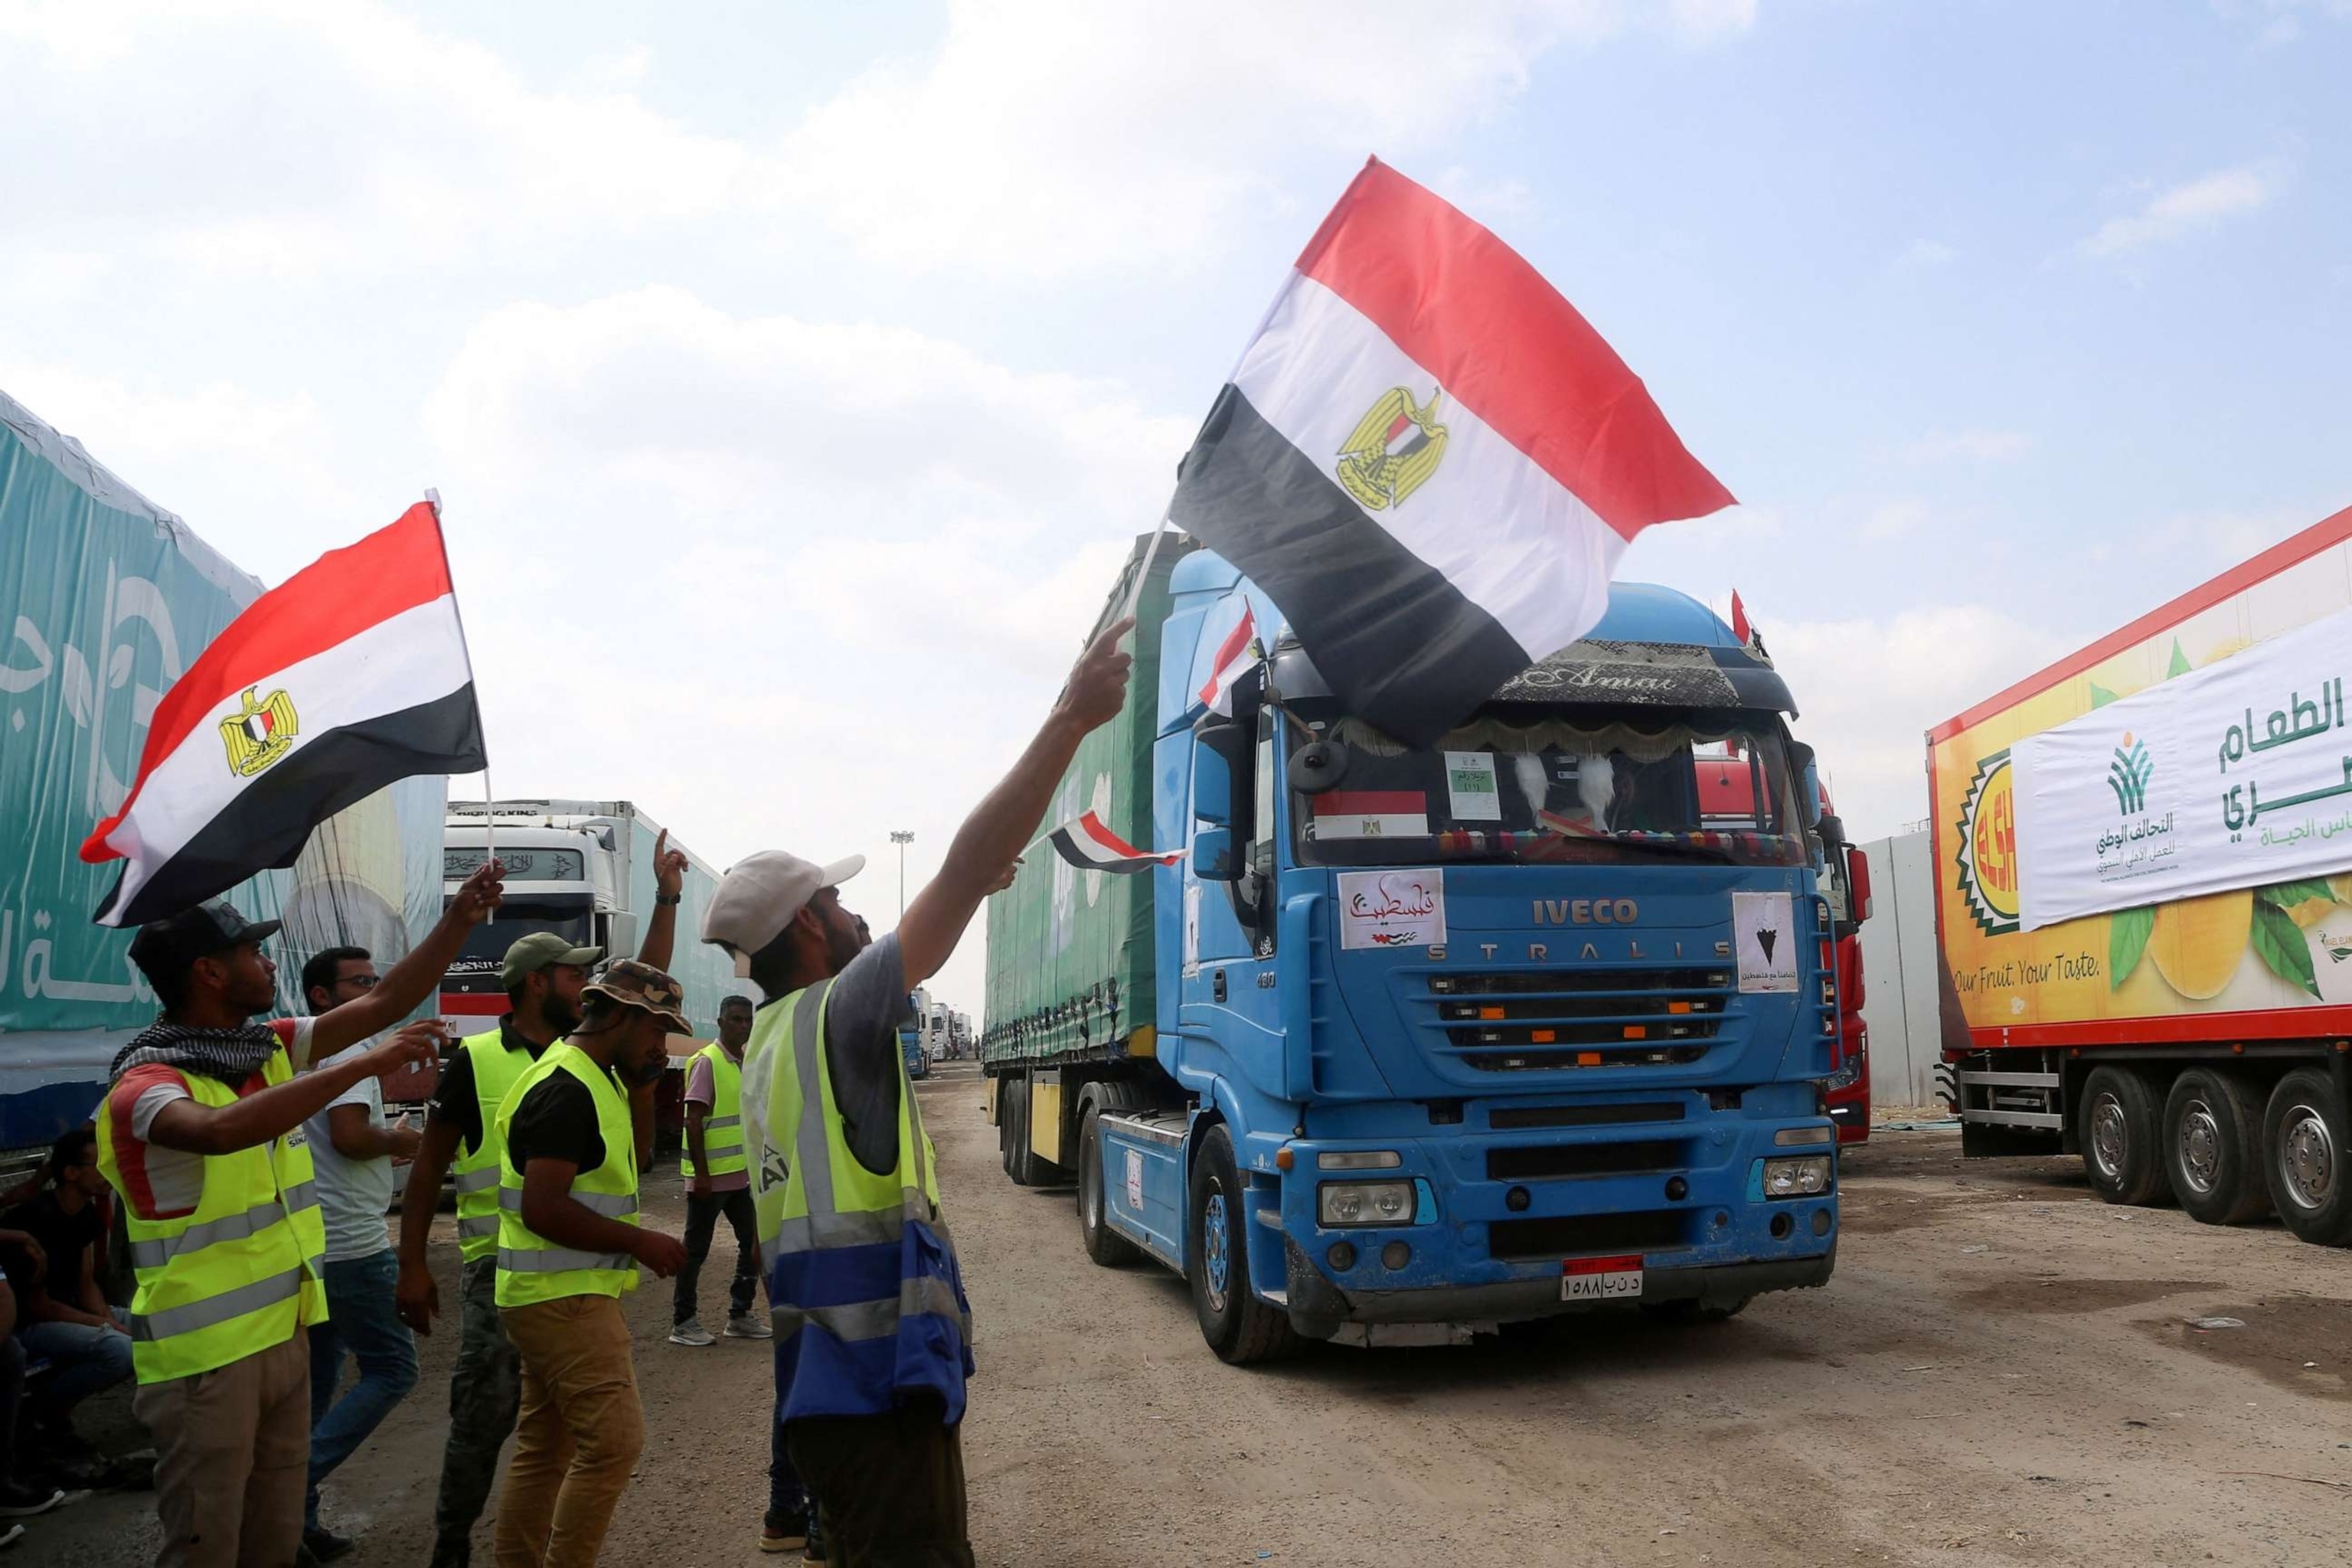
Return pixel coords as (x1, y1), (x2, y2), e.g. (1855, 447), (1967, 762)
(1309, 792), (1430, 840)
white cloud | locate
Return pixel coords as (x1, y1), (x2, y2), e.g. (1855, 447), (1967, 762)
(1857, 500), (1929, 542)
(774, 0), (1759, 277)
(418, 287), (1194, 1005)
(2082, 165), (2277, 257)
(1896, 237), (1956, 267)
(1903, 430), (2033, 462)
(1772, 606), (2076, 838)
(0, 0), (753, 282)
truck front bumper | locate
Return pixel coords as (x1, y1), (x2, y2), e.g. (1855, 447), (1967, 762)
(1283, 1242), (1834, 1335)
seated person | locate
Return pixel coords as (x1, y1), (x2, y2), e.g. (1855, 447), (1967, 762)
(0, 1125), (132, 1468)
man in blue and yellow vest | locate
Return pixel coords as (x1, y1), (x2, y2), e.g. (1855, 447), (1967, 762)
(702, 613), (1133, 1565)
(490, 959), (689, 1568)
(668, 993), (766, 1347)
(98, 867), (502, 1568)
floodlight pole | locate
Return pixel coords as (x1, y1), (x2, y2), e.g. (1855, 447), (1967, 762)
(890, 830), (915, 920)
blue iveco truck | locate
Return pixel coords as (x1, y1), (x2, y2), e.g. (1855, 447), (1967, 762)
(981, 534), (1852, 1362)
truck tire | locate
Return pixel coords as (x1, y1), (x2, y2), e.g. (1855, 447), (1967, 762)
(2079, 1066), (2168, 1207)
(2261, 1068), (2352, 1246)
(1187, 1124), (1300, 1364)
(1004, 1074), (1034, 1185)
(1076, 1106), (1144, 1267)
(997, 1077), (1018, 1178)
(2163, 1069), (2269, 1226)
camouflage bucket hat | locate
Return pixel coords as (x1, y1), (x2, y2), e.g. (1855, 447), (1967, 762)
(581, 959), (692, 1035)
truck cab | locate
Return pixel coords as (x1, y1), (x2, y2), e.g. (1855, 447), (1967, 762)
(1074, 553), (1841, 1357)
(439, 815), (629, 1024)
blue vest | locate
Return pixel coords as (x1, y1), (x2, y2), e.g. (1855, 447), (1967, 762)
(753, 978), (973, 1423)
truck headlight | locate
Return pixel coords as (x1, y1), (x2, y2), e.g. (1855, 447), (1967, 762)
(1319, 1181), (1414, 1227)
(1762, 1155), (1832, 1198)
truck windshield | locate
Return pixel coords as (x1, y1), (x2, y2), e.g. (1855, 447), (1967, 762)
(442, 899), (596, 995)
(1288, 709), (1808, 868)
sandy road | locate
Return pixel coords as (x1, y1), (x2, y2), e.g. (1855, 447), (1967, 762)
(37, 1063), (2352, 1566)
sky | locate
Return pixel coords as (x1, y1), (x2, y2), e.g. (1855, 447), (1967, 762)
(4, 0), (2347, 1017)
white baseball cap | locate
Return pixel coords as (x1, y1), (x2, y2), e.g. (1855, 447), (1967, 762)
(701, 850), (866, 977)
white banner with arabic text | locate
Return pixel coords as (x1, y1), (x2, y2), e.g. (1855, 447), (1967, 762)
(2014, 606), (2352, 929)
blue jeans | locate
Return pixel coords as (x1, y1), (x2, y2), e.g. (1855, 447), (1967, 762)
(18, 1311), (135, 1418)
(308, 1248), (420, 1527)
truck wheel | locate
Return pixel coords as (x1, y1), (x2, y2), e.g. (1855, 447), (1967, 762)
(2079, 1066), (2168, 1207)
(2262, 1069), (2352, 1246)
(1076, 1106), (1144, 1267)
(1187, 1124), (1300, 1364)
(1004, 1075), (1034, 1186)
(2164, 1069), (2269, 1226)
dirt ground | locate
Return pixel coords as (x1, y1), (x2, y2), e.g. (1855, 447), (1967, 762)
(32, 1063), (2352, 1566)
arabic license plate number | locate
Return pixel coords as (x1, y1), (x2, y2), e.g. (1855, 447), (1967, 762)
(1561, 1255), (1643, 1302)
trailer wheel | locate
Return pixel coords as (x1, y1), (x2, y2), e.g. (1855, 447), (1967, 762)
(1004, 1074), (1035, 1186)
(1076, 1106), (1144, 1267)
(1187, 1124), (1300, 1364)
(2262, 1069), (2352, 1246)
(2079, 1067), (2168, 1207)
(2163, 1069), (2269, 1226)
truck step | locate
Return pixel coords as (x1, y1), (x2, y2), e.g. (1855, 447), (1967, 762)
(1255, 1207), (1282, 1231)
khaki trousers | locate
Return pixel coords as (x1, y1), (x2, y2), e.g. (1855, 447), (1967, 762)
(132, 1328), (312, 1568)
(493, 1295), (645, 1568)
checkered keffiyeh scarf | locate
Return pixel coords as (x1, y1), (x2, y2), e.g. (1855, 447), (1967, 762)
(110, 1019), (282, 1087)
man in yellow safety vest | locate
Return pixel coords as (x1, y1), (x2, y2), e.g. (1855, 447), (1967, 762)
(490, 959), (689, 1568)
(96, 864), (503, 1568)
(668, 993), (767, 1347)
(703, 614), (1133, 1563)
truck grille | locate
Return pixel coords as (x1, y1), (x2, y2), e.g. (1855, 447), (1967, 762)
(1419, 966), (1732, 1073)
(1488, 1209), (1691, 1260)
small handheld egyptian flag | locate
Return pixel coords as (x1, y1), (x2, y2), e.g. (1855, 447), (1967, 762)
(82, 500), (487, 926)
(1046, 811), (1179, 875)
(1170, 157), (1733, 746)
(1197, 601), (1263, 717)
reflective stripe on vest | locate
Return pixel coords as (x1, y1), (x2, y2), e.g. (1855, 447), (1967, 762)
(452, 1028), (539, 1264)
(683, 1042), (748, 1178)
(96, 1046), (328, 1383)
(492, 1042), (641, 1307)
(754, 976), (972, 1424)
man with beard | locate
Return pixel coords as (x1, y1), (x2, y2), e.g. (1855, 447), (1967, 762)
(705, 616), (1132, 1565)
(489, 959), (689, 1566)
(96, 866), (502, 1568)
(397, 837), (690, 1567)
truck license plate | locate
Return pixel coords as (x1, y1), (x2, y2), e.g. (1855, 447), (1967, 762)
(1560, 1255), (1643, 1302)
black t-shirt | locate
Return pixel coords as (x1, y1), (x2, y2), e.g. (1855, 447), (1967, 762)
(0, 1191), (104, 1308)
(505, 1060), (619, 1176)
(428, 1016), (555, 1155)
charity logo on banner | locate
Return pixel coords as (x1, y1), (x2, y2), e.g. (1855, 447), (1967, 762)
(2013, 606), (2352, 931)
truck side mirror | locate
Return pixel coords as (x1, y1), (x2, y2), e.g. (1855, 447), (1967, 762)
(1786, 740), (1822, 829)
(1191, 826), (1239, 882)
(1817, 812), (1847, 851)
(604, 910), (639, 959)
(1847, 844), (1873, 925)
(1192, 715), (1250, 828)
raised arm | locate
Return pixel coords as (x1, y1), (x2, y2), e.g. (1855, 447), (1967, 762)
(897, 617), (1133, 988)
(306, 862), (505, 1060)
(635, 830), (688, 971)
(145, 1023), (440, 1157)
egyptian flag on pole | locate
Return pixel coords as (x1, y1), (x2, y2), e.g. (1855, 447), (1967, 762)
(1169, 158), (1734, 746)
(1046, 811), (1180, 875)
(83, 500), (486, 926)
(1197, 601), (1263, 717)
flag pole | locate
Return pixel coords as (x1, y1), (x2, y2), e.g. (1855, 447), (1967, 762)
(1122, 513), (1171, 626)
(425, 488), (495, 871)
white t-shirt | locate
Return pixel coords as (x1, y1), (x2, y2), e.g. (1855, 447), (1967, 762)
(302, 1038), (398, 1262)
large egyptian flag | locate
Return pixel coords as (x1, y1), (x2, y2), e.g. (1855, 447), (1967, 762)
(1170, 158), (1734, 746)
(83, 499), (485, 926)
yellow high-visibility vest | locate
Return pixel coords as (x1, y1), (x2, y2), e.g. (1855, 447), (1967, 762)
(492, 1042), (640, 1306)
(96, 1050), (328, 1383)
(451, 1027), (541, 1264)
(683, 1043), (747, 1179)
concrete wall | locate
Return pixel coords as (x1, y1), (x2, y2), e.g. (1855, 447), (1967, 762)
(1855, 830), (1944, 1107)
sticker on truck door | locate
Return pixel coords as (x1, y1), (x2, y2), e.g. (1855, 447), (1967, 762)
(1125, 1148), (1144, 1211)
(1337, 870), (1446, 949)
(1732, 890), (1798, 993)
